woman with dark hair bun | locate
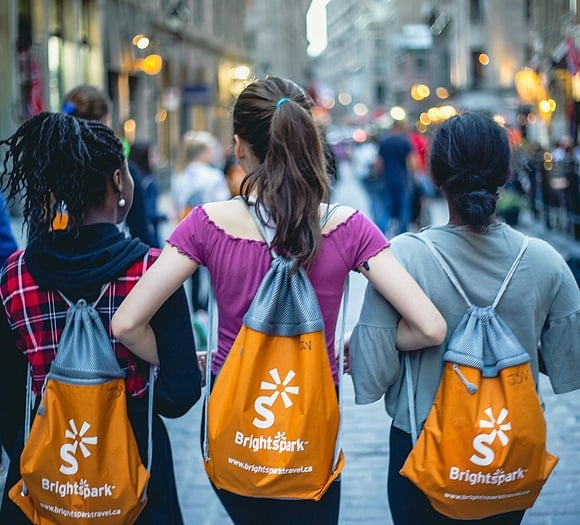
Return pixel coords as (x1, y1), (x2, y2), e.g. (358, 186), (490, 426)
(429, 112), (512, 230)
(350, 112), (580, 525)
(112, 76), (446, 524)
(0, 112), (201, 524)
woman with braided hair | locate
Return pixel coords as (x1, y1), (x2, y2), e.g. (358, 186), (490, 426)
(0, 112), (201, 524)
(61, 84), (158, 247)
(349, 112), (580, 525)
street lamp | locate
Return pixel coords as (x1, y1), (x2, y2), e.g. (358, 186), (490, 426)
(514, 68), (540, 104)
(135, 54), (163, 75)
(132, 34), (151, 50)
(538, 98), (556, 123)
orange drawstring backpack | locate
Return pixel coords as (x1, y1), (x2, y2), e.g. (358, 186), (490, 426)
(9, 285), (154, 524)
(202, 200), (346, 501)
(400, 235), (558, 519)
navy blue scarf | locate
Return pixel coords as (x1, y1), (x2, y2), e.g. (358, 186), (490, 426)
(25, 223), (149, 298)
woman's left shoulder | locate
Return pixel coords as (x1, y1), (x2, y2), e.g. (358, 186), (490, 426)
(320, 204), (360, 234)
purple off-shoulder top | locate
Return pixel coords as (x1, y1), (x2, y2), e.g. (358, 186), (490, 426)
(167, 205), (389, 383)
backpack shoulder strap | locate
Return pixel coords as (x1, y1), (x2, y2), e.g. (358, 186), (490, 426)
(420, 233), (530, 309)
(236, 196), (342, 255)
(419, 233), (472, 306)
(58, 283), (111, 308)
(320, 202), (342, 227)
(491, 236), (529, 308)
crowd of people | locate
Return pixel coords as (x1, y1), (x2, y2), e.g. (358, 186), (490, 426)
(0, 76), (578, 525)
(348, 119), (436, 238)
(347, 116), (580, 253)
(517, 134), (580, 241)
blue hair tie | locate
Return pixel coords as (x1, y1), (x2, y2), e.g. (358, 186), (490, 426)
(276, 97), (290, 109)
(62, 101), (76, 115)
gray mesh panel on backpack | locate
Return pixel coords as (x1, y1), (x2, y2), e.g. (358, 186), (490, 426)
(49, 298), (125, 384)
(243, 257), (325, 337)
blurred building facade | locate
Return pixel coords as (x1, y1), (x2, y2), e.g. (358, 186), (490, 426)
(0, 0), (251, 174)
(313, 0), (396, 127)
(523, 0), (580, 146)
(0, 0), (313, 178)
(3, 0), (580, 161)
(313, 0), (580, 147)
(420, 0), (527, 132)
(246, 0), (311, 84)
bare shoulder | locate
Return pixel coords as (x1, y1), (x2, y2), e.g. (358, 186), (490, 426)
(203, 198), (245, 219)
(320, 204), (358, 233)
(202, 199), (262, 240)
(202, 200), (359, 238)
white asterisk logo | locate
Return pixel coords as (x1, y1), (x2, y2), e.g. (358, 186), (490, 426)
(260, 368), (300, 408)
(65, 419), (98, 458)
(478, 407), (511, 446)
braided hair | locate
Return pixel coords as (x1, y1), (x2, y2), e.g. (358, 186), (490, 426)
(0, 112), (125, 239)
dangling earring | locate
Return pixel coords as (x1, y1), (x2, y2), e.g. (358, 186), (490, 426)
(118, 195), (126, 207)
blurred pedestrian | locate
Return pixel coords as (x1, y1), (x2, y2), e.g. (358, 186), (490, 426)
(561, 142), (580, 240)
(351, 134), (384, 229)
(0, 192), (18, 268)
(0, 112), (201, 524)
(111, 76), (446, 525)
(171, 130), (230, 316)
(129, 142), (167, 248)
(409, 129), (435, 227)
(0, 191), (18, 473)
(520, 142), (544, 220)
(171, 130), (230, 221)
(223, 150), (246, 197)
(375, 119), (417, 235)
(350, 112), (580, 525)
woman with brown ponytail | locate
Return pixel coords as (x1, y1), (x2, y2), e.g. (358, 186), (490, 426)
(113, 77), (446, 524)
(0, 112), (200, 524)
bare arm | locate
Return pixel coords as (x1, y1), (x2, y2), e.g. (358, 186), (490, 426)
(112, 244), (199, 365)
(359, 247), (446, 350)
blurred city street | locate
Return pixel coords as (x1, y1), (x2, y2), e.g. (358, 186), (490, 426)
(1, 163), (579, 524)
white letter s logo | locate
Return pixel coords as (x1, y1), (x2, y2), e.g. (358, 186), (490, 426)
(470, 433), (495, 466)
(469, 407), (511, 467)
(59, 442), (79, 475)
(252, 394), (276, 429)
(58, 419), (98, 475)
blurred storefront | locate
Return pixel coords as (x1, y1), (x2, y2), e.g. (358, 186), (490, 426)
(0, 0), (251, 180)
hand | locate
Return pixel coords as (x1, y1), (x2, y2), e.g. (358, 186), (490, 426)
(196, 350), (215, 387)
(342, 331), (352, 375)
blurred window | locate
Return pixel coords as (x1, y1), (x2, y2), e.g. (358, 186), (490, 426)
(415, 56), (427, 73)
(470, 0), (483, 24)
(193, 0), (205, 27)
(471, 50), (485, 88)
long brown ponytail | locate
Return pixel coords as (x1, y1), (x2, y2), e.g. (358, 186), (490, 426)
(233, 77), (330, 269)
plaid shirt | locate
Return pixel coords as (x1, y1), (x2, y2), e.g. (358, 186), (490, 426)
(0, 249), (160, 397)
